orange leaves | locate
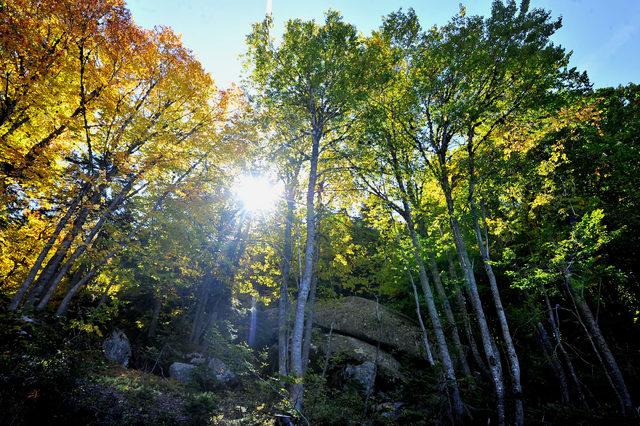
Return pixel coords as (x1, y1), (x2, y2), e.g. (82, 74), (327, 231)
(0, 0), (240, 294)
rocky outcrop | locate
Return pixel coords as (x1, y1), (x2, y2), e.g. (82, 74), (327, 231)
(207, 358), (237, 384)
(186, 352), (206, 365)
(314, 297), (424, 358)
(316, 332), (403, 381)
(102, 330), (131, 367)
(344, 361), (376, 395)
(169, 362), (196, 383)
(169, 358), (237, 385)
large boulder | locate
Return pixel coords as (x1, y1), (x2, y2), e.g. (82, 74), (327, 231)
(186, 352), (206, 365)
(344, 361), (376, 395)
(169, 362), (196, 383)
(207, 358), (237, 384)
(169, 358), (237, 385)
(316, 332), (403, 381)
(314, 297), (424, 358)
(102, 330), (131, 367)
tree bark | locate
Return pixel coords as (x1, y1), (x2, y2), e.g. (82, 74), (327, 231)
(446, 249), (487, 373)
(405, 212), (464, 419)
(302, 272), (317, 372)
(290, 126), (321, 412)
(148, 295), (162, 338)
(536, 322), (570, 404)
(37, 177), (135, 310)
(25, 196), (95, 307)
(9, 188), (85, 310)
(279, 182), (296, 378)
(545, 296), (588, 408)
(467, 143), (523, 424)
(426, 249), (471, 376)
(440, 166), (505, 425)
(408, 270), (435, 365)
(563, 273), (633, 414)
(55, 249), (116, 316)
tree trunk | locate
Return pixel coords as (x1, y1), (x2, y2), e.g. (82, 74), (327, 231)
(440, 168), (505, 425)
(563, 273), (633, 414)
(545, 296), (588, 408)
(426, 249), (471, 376)
(405, 213), (464, 419)
(290, 127), (321, 412)
(148, 295), (162, 338)
(37, 177), (135, 310)
(302, 272), (317, 372)
(248, 296), (258, 346)
(467, 146), (523, 425)
(408, 270), (435, 365)
(25, 201), (93, 307)
(279, 183), (296, 378)
(446, 250), (487, 373)
(536, 321), (570, 404)
(9, 189), (85, 310)
(190, 270), (212, 344)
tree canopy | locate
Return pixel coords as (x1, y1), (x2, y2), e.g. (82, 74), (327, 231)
(1, 1), (639, 424)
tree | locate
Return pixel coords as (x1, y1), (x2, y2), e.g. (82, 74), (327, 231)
(246, 11), (372, 411)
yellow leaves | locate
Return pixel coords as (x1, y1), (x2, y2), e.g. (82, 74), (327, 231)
(70, 319), (103, 337)
(531, 193), (554, 210)
(334, 253), (349, 267)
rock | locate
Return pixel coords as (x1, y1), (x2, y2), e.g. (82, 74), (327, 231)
(314, 297), (424, 358)
(102, 330), (131, 367)
(316, 332), (403, 381)
(186, 352), (205, 365)
(169, 362), (196, 383)
(344, 361), (376, 395)
(170, 358), (237, 385)
(207, 357), (237, 384)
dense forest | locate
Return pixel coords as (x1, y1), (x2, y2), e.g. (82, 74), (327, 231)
(1, 0), (639, 424)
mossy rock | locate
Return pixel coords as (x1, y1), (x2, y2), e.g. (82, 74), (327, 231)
(314, 296), (424, 358)
(315, 332), (404, 382)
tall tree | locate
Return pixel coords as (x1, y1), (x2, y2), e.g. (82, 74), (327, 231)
(246, 11), (371, 411)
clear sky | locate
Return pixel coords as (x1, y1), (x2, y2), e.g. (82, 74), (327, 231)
(127, 0), (640, 89)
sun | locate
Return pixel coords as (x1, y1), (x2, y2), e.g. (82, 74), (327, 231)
(233, 174), (283, 214)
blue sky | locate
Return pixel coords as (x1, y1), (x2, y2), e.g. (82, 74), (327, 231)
(127, 0), (640, 89)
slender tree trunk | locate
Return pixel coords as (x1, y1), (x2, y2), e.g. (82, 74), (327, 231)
(446, 249), (487, 373)
(148, 295), (162, 338)
(408, 270), (435, 365)
(290, 127), (321, 412)
(302, 273), (317, 372)
(563, 273), (633, 414)
(302, 192), (324, 373)
(536, 321), (570, 403)
(37, 177), (135, 310)
(405, 213), (464, 419)
(191, 270), (212, 344)
(279, 183), (296, 378)
(25, 201), (93, 306)
(440, 168), (505, 425)
(391, 211), (435, 365)
(467, 143), (523, 425)
(248, 296), (258, 346)
(426, 249), (471, 376)
(545, 296), (588, 408)
(9, 189), (85, 310)
(55, 249), (116, 316)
